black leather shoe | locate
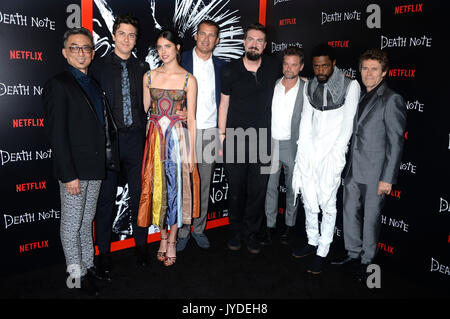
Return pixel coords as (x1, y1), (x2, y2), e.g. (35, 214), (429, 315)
(95, 253), (112, 281)
(280, 226), (292, 245)
(330, 256), (361, 266)
(307, 255), (325, 275)
(80, 272), (100, 297)
(292, 244), (317, 258)
(227, 236), (242, 251)
(86, 267), (105, 281)
(135, 245), (149, 267)
(247, 238), (262, 254)
(260, 227), (275, 246)
(356, 263), (370, 282)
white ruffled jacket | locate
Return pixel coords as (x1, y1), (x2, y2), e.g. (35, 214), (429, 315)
(292, 80), (360, 212)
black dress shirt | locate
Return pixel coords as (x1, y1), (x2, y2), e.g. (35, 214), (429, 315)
(68, 65), (104, 127)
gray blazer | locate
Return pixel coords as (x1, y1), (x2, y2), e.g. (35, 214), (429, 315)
(344, 81), (407, 185)
(273, 76), (305, 157)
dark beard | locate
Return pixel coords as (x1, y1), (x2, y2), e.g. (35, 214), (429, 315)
(316, 75), (329, 83)
(317, 68), (334, 83)
(246, 51), (261, 61)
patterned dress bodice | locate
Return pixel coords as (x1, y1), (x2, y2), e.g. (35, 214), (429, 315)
(149, 88), (186, 117)
(146, 70), (190, 123)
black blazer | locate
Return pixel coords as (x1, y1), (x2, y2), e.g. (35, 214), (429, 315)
(90, 52), (149, 132)
(42, 70), (119, 183)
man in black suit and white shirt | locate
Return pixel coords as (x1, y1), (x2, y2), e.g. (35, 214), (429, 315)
(90, 14), (150, 276)
(332, 49), (407, 282)
(42, 27), (119, 295)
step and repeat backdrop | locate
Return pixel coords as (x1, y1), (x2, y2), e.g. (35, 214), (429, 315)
(1, 0), (448, 292)
(266, 0), (448, 287)
(1, 0), (72, 274)
(0, 0), (258, 274)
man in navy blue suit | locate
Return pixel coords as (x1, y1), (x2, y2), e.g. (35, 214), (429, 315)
(177, 19), (226, 251)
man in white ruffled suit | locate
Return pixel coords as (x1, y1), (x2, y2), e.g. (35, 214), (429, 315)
(292, 44), (360, 274)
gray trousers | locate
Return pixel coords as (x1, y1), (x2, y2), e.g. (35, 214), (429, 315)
(178, 128), (217, 238)
(343, 175), (386, 264)
(265, 140), (298, 228)
(59, 180), (101, 277)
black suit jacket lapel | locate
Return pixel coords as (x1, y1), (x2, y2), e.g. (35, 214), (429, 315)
(129, 57), (144, 110)
(185, 50), (194, 74)
(63, 70), (102, 128)
(103, 53), (115, 107)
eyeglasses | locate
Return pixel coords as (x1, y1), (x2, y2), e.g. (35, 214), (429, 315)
(68, 46), (93, 53)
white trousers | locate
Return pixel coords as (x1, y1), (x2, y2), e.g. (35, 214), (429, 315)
(304, 207), (337, 257)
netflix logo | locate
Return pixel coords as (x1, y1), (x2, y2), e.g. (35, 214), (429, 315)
(19, 240), (49, 253)
(12, 118), (44, 128)
(279, 18), (296, 26)
(328, 40), (349, 48)
(389, 188), (402, 199)
(10, 50), (43, 61)
(394, 3), (423, 15)
(378, 241), (394, 254)
(16, 181), (47, 192)
(389, 69), (416, 78)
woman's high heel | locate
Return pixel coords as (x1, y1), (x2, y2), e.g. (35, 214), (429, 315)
(157, 237), (168, 262)
(163, 241), (177, 267)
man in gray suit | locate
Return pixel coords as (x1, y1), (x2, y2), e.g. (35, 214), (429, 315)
(332, 49), (407, 282)
(262, 46), (305, 245)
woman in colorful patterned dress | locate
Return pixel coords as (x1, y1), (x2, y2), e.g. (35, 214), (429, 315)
(137, 29), (200, 267)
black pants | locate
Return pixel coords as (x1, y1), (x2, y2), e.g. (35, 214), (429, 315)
(224, 162), (270, 243)
(95, 129), (148, 253)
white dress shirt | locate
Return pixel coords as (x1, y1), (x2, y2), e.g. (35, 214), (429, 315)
(271, 77), (300, 140)
(192, 48), (217, 129)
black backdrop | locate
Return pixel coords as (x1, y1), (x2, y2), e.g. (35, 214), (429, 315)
(0, 0), (257, 274)
(1, 0), (73, 274)
(0, 0), (448, 291)
(266, 0), (449, 288)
